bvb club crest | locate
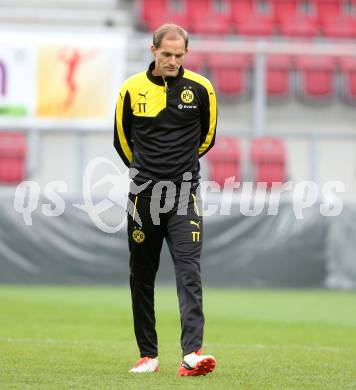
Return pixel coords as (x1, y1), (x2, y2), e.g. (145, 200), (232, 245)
(132, 229), (145, 243)
(181, 89), (194, 104)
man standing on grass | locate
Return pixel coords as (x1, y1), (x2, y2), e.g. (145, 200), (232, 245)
(114, 23), (217, 376)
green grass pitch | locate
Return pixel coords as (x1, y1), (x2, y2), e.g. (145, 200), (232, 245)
(1, 286), (356, 389)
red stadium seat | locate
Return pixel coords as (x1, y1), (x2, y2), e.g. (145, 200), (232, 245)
(139, 0), (190, 31)
(183, 52), (206, 74)
(138, 0), (168, 28)
(234, 13), (275, 36)
(146, 13), (189, 32)
(313, 0), (341, 25)
(191, 14), (231, 35)
(186, 0), (210, 22)
(272, 0), (298, 24)
(249, 138), (286, 188)
(0, 132), (27, 184)
(229, 0), (254, 23)
(296, 56), (335, 97)
(279, 13), (319, 38)
(322, 16), (356, 38)
(188, 0), (231, 35)
(265, 55), (291, 96)
(339, 56), (356, 98)
(208, 53), (251, 96)
(205, 137), (241, 186)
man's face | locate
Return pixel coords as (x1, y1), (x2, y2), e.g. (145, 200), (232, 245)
(151, 34), (187, 78)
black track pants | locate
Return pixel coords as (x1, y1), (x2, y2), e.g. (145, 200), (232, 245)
(127, 191), (204, 358)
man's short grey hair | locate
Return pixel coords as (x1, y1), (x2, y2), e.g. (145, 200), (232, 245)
(152, 23), (189, 49)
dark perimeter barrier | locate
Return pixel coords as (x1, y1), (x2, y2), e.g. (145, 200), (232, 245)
(1, 195), (355, 289)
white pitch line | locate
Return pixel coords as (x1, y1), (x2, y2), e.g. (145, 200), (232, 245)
(0, 338), (124, 345)
(0, 338), (353, 353)
(204, 343), (353, 353)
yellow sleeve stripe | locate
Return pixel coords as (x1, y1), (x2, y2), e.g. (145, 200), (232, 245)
(132, 195), (138, 221)
(116, 89), (132, 163)
(183, 70), (217, 155)
(199, 90), (217, 156)
(191, 193), (200, 217)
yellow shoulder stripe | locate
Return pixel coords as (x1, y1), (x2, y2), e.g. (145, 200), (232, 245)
(126, 72), (166, 118)
(183, 70), (217, 155)
(115, 79), (133, 163)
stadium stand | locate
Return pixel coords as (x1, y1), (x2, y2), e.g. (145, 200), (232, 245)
(187, 0), (211, 20)
(208, 53), (251, 97)
(296, 55), (335, 98)
(272, 0), (299, 24)
(191, 14), (231, 35)
(183, 52), (206, 74)
(134, 0), (356, 101)
(206, 52), (356, 101)
(339, 56), (356, 99)
(313, 0), (342, 25)
(205, 136), (241, 186)
(234, 13), (275, 36)
(230, 0), (254, 23)
(139, 0), (167, 27)
(278, 13), (319, 38)
(141, 0), (191, 31)
(1, 0), (355, 197)
(249, 138), (287, 187)
(265, 55), (291, 97)
(322, 15), (356, 37)
(0, 132), (27, 184)
(137, 0), (356, 39)
(205, 136), (288, 188)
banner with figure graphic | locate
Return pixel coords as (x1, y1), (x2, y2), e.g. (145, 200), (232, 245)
(37, 45), (120, 120)
(0, 31), (126, 126)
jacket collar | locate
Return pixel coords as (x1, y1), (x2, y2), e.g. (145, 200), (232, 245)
(146, 61), (184, 87)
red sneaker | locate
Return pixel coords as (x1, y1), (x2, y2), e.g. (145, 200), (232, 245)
(129, 357), (160, 373)
(178, 350), (216, 376)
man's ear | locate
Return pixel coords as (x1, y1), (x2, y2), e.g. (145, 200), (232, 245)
(151, 45), (157, 57)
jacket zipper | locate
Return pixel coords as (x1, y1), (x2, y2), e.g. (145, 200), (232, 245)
(164, 79), (168, 107)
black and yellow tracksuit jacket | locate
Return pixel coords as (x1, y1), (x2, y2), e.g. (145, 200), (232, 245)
(114, 61), (217, 187)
